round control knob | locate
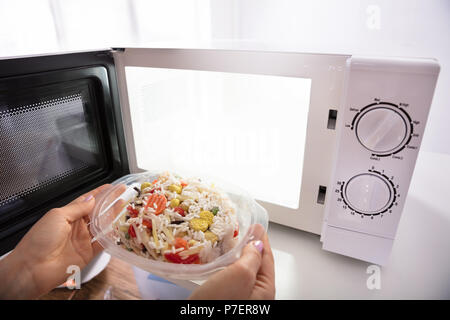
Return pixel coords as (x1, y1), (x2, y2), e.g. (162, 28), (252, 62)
(355, 106), (410, 155)
(344, 173), (392, 214)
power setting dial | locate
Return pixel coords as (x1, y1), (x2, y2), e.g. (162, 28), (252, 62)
(352, 102), (413, 156)
(340, 170), (397, 217)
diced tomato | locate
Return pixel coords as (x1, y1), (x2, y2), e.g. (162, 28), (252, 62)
(144, 194), (167, 215)
(180, 253), (200, 264)
(180, 181), (188, 187)
(173, 206), (185, 217)
(164, 252), (183, 263)
(174, 237), (188, 250)
(164, 252), (199, 264)
(152, 179), (159, 184)
(142, 219), (152, 230)
(128, 225), (136, 238)
(233, 225), (239, 238)
(126, 205), (139, 218)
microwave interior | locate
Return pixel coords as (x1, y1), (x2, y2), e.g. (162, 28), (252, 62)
(0, 48), (347, 255)
(0, 51), (129, 255)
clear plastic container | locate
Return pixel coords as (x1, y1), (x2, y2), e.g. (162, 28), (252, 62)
(89, 171), (268, 280)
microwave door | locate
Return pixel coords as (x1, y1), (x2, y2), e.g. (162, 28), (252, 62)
(112, 48), (349, 235)
(0, 50), (129, 255)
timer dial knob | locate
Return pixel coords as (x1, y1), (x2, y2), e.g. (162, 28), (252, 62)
(344, 173), (393, 215)
(354, 104), (412, 156)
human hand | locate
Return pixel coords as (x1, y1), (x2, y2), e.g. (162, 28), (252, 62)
(0, 184), (112, 299)
(189, 224), (275, 300)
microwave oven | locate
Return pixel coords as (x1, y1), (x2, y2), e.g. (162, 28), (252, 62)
(0, 48), (440, 265)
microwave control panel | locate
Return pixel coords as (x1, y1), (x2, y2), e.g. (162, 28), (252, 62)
(321, 56), (440, 265)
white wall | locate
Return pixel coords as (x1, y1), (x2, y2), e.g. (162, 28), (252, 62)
(0, 0), (448, 154)
(210, 0), (450, 155)
(0, 0), (210, 55)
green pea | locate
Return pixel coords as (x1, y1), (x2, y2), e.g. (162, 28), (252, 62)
(211, 207), (219, 215)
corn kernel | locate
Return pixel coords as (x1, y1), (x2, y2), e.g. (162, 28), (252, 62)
(189, 218), (209, 232)
(204, 231), (218, 243)
(119, 225), (129, 233)
(199, 210), (214, 226)
(170, 198), (180, 208)
(168, 184), (182, 194)
(180, 202), (190, 212)
(140, 182), (152, 192)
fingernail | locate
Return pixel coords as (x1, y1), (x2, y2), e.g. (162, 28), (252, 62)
(83, 195), (94, 202)
(253, 240), (263, 253)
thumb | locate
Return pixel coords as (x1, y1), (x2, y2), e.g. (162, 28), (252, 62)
(62, 196), (96, 222)
(234, 240), (264, 278)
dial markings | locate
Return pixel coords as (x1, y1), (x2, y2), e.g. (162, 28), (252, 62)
(350, 101), (415, 157)
(339, 169), (398, 218)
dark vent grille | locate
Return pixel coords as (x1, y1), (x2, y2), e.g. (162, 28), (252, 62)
(0, 93), (99, 208)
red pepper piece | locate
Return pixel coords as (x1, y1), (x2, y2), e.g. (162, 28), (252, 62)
(128, 225), (136, 238)
(180, 253), (200, 264)
(142, 219), (152, 230)
(126, 205), (139, 218)
(164, 252), (183, 263)
(174, 237), (188, 250)
(173, 206), (185, 217)
(164, 252), (200, 264)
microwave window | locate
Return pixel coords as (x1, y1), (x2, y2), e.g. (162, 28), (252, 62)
(0, 81), (106, 221)
(125, 67), (311, 209)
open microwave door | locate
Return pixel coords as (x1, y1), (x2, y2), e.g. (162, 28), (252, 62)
(112, 48), (350, 235)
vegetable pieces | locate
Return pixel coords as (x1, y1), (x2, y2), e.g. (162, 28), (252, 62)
(233, 225), (239, 238)
(128, 225), (136, 238)
(189, 218), (209, 232)
(144, 193), (167, 215)
(140, 182), (152, 192)
(113, 172), (238, 265)
(173, 206), (186, 217)
(142, 219), (152, 231)
(199, 210), (214, 226)
(168, 184), (182, 194)
(164, 252), (199, 264)
(163, 237), (199, 264)
(204, 231), (218, 243)
(170, 198), (180, 208)
(126, 205), (139, 218)
(174, 237), (188, 250)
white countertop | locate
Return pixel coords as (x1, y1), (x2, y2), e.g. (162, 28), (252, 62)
(269, 150), (450, 299)
(140, 150), (450, 299)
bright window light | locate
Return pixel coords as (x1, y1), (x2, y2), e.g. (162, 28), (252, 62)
(0, 0), (59, 56)
(126, 67), (311, 209)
